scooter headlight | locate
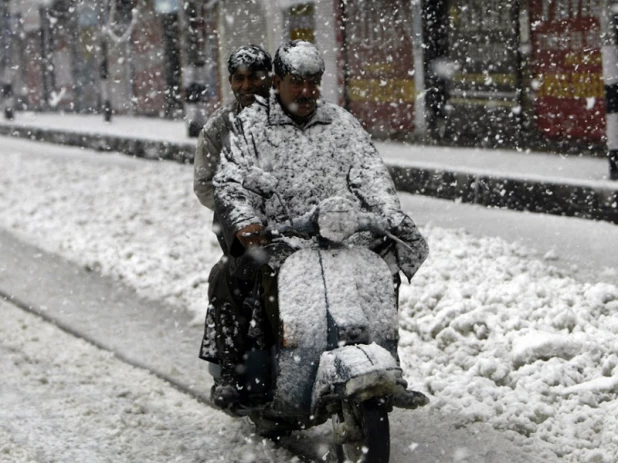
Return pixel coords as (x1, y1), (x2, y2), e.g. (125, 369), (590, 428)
(317, 197), (360, 242)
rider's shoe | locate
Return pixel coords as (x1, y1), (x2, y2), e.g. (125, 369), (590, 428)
(211, 366), (242, 411)
(211, 382), (241, 408)
(392, 389), (429, 409)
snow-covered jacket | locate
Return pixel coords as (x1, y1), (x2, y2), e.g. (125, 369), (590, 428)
(213, 95), (428, 279)
(194, 100), (242, 209)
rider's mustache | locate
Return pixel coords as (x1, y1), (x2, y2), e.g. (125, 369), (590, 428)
(295, 97), (315, 104)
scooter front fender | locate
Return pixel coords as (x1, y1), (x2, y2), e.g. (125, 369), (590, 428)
(311, 342), (406, 414)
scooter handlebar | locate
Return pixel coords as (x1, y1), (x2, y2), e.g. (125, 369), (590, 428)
(264, 208), (389, 243)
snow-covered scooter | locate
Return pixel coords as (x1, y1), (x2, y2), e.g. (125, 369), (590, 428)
(209, 169), (426, 463)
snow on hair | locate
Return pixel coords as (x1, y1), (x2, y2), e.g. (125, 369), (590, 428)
(274, 40), (325, 77)
(227, 45), (272, 75)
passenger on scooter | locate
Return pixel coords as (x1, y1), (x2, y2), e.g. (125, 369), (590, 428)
(193, 45), (273, 407)
(212, 40), (430, 409)
(194, 45), (272, 209)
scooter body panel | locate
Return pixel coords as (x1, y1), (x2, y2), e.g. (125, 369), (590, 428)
(318, 247), (399, 352)
(273, 246), (399, 413)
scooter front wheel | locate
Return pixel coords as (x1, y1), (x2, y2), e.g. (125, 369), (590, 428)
(333, 397), (390, 463)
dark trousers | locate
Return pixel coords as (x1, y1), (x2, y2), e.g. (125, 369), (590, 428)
(198, 256), (254, 365)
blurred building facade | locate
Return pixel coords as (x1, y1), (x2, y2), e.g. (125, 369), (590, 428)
(0, 0), (612, 154)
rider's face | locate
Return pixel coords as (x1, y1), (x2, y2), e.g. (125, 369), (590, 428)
(229, 67), (272, 108)
(274, 72), (322, 123)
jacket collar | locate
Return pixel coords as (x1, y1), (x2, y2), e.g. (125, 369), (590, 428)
(229, 99), (243, 116)
(267, 94), (334, 129)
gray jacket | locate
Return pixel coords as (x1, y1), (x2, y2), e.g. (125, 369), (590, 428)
(194, 100), (242, 209)
(214, 95), (429, 280)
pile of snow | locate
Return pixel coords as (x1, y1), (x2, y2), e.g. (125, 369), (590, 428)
(399, 227), (618, 462)
(1, 139), (618, 462)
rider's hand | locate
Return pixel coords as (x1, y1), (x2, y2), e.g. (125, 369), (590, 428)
(236, 223), (269, 248)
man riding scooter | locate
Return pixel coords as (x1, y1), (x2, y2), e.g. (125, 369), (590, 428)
(212, 40), (430, 411)
(193, 45), (273, 408)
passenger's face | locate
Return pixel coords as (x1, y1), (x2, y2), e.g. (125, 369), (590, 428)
(229, 66), (272, 108)
(274, 72), (322, 123)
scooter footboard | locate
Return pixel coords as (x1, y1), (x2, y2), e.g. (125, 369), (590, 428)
(311, 343), (406, 412)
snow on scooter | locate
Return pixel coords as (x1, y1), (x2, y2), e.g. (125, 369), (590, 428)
(209, 169), (427, 463)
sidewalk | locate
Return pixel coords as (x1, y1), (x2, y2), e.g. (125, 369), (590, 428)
(0, 111), (616, 223)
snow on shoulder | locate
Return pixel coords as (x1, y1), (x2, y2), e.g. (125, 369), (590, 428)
(276, 40), (325, 77)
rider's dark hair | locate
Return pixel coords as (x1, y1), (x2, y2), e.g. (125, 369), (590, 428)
(227, 45), (272, 76)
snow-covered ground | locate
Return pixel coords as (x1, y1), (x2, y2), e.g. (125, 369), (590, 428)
(0, 299), (298, 463)
(1, 136), (617, 462)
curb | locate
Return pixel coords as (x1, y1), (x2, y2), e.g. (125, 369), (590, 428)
(389, 166), (618, 224)
(0, 125), (195, 163)
(1, 124), (616, 224)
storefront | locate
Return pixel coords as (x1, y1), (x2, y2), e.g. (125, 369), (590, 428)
(131, 2), (168, 115)
(74, 0), (100, 113)
(17, 0), (46, 110)
(444, 0), (521, 144)
(529, 0), (605, 142)
(338, 0), (416, 138)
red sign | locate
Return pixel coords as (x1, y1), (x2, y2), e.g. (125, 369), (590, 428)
(530, 0), (605, 141)
(340, 0), (415, 137)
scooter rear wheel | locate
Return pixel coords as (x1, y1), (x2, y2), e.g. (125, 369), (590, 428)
(333, 397), (390, 463)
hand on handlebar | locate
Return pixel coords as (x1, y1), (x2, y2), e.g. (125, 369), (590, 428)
(236, 223), (270, 248)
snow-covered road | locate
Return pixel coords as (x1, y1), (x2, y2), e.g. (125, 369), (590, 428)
(0, 299), (299, 463)
(1, 136), (617, 462)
